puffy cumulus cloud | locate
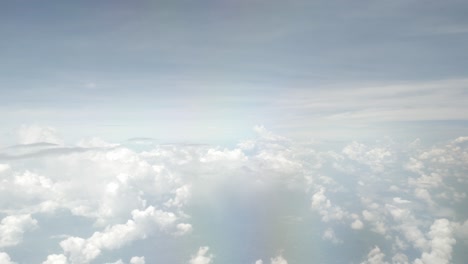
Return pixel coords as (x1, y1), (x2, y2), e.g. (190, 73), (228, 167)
(0, 214), (38, 247)
(189, 246), (213, 264)
(254, 147), (302, 175)
(0, 144), (190, 226)
(59, 206), (183, 263)
(453, 136), (468, 144)
(129, 256), (145, 264)
(359, 198), (391, 237)
(165, 184), (192, 209)
(270, 254), (288, 264)
(253, 125), (287, 142)
(385, 204), (428, 251)
(255, 254), (289, 264)
(1, 126), (312, 262)
(417, 139), (468, 167)
(351, 219), (364, 230)
(17, 125), (63, 145)
(104, 260), (125, 264)
(342, 141), (393, 172)
(391, 253), (409, 264)
(403, 138), (468, 212)
(199, 148), (247, 163)
(0, 169), (59, 214)
(311, 187), (329, 209)
(174, 222), (193, 236)
(414, 188), (435, 206)
(408, 139), (468, 186)
(311, 187), (349, 222)
(337, 135), (468, 262)
(414, 219), (456, 264)
(42, 254), (68, 264)
(0, 252), (17, 264)
(1, 125), (468, 263)
(322, 227), (343, 244)
(237, 139), (256, 151)
(241, 126), (310, 184)
(360, 246), (388, 264)
(408, 173), (443, 190)
(405, 156), (425, 175)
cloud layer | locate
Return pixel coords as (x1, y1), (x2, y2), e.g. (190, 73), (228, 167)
(0, 126), (467, 263)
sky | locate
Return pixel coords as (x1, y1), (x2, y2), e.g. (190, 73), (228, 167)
(1, 0), (468, 264)
(1, 0), (468, 144)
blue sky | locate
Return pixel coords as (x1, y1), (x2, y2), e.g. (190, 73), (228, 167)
(1, 0), (468, 144)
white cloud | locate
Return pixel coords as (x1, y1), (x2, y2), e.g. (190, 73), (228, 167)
(189, 246), (213, 264)
(104, 260), (124, 264)
(254, 125), (287, 142)
(311, 187), (329, 209)
(385, 204), (428, 251)
(174, 223), (193, 236)
(237, 140), (256, 151)
(361, 209), (387, 236)
(361, 246), (388, 264)
(270, 254), (288, 264)
(453, 136), (468, 144)
(0, 164), (10, 173)
(255, 254), (288, 264)
(393, 197), (411, 204)
(322, 227), (343, 244)
(351, 219), (364, 230)
(311, 187), (348, 222)
(342, 141), (393, 172)
(1, 125), (467, 263)
(129, 256), (145, 264)
(414, 188), (435, 206)
(199, 148), (247, 163)
(17, 125), (63, 145)
(0, 252), (17, 264)
(408, 173), (443, 189)
(405, 158), (424, 174)
(0, 170), (59, 214)
(0, 214), (38, 247)
(0, 145), (191, 226)
(42, 254), (68, 264)
(60, 206), (181, 263)
(414, 219), (456, 264)
(391, 253), (408, 264)
(165, 185), (192, 208)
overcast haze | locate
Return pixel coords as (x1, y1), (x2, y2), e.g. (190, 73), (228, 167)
(1, 0), (468, 263)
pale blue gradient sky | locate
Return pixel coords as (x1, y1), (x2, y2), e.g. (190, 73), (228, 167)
(1, 0), (468, 145)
